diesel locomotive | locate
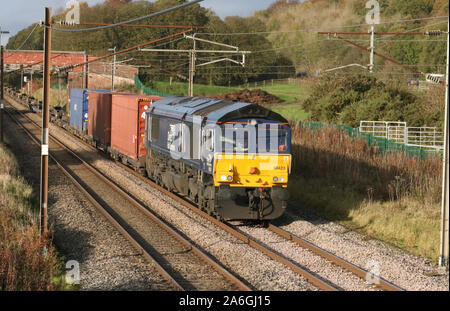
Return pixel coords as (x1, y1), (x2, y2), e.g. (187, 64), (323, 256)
(145, 96), (291, 221)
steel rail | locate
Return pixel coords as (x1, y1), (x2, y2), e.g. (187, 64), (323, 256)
(4, 95), (251, 292)
(4, 90), (406, 291)
(266, 225), (404, 291)
(2, 100), (184, 291)
(100, 158), (340, 291)
(12, 94), (338, 291)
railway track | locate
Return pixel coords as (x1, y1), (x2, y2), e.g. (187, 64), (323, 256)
(3, 97), (251, 292)
(106, 148), (404, 291)
(4, 93), (404, 291)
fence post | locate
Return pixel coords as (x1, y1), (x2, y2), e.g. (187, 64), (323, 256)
(433, 127), (436, 147)
(404, 127), (408, 145)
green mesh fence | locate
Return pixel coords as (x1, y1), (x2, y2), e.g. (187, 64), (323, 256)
(296, 121), (429, 160)
(135, 74), (172, 97)
(52, 84), (67, 90)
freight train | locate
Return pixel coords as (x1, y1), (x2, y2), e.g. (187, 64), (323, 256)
(4, 87), (292, 222)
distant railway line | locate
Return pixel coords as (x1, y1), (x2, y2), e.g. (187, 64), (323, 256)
(3, 90), (404, 291)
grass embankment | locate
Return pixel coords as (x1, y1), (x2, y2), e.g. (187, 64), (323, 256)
(255, 83), (312, 121)
(0, 144), (66, 290)
(151, 80), (311, 121)
(152, 81), (240, 97)
(289, 124), (442, 262)
(31, 88), (68, 109)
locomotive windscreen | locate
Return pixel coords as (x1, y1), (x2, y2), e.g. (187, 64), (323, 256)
(219, 124), (290, 154)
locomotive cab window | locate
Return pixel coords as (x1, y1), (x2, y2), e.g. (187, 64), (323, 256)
(219, 124), (290, 154)
(151, 116), (160, 143)
(203, 128), (215, 152)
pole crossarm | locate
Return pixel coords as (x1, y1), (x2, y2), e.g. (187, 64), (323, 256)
(132, 58), (187, 80)
(184, 34), (239, 51)
(318, 31), (446, 36)
(331, 34), (424, 75)
(57, 21), (206, 30)
(324, 63), (368, 73)
(197, 57), (244, 67)
(139, 48), (251, 54)
(56, 29), (193, 73)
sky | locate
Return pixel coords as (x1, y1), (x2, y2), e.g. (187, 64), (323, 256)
(0, 0), (275, 45)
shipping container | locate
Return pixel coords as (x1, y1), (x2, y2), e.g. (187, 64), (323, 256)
(110, 94), (163, 168)
(87, 92), (113, 149)
(69, 88), (107, 134)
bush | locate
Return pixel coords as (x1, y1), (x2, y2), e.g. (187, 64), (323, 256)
(302, 74), (443, 129)
(290, 122), (442, 203)
(0, 146), (65, 291)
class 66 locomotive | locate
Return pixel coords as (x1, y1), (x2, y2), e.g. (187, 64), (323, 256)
(145, 96), (291, 222)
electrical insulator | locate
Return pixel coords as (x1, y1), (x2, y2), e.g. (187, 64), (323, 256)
(57, 20), (77, 26)
(425, 30), (443, 36)
(426, 73), (445, 84)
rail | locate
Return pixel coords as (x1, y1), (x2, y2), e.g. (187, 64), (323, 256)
(4, 95), (250, 292)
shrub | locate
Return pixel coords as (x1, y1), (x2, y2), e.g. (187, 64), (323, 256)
(290, 122), (442, 203)
(302, 74), (443, 129)
(0, 146), (65, 291)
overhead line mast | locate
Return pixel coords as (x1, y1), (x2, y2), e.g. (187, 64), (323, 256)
(318, 29), (446, 77)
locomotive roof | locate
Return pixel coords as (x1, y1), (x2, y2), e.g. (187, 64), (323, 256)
(150, 96), (288, 124)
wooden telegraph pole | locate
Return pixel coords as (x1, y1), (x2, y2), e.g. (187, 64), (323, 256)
(439, 27), (449, 268)
(1, 46), (4, 144)
(40, 7), (51, 235)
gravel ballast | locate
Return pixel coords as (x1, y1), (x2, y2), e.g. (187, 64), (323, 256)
(274, 209), (449, 291)
(3, 107), (175, 291)
(8, 97), (449, 291)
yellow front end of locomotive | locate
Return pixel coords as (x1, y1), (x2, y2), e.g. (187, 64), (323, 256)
(213, 153), (291, 188)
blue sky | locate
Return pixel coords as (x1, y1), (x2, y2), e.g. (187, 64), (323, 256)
(0, 0), (275, 45)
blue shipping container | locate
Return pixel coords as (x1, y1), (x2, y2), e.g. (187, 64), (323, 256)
(70, 88), (108, 133)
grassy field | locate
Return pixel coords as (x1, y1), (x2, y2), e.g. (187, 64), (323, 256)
(248, 83), (311, 103)
(0, 143), (67, 290)
(151, 80), (311, 102)
(150, 80), (311, 121)
(151, 81), (240, 97)
(264, 103), (310, 121)
(289, 124), (443, 262)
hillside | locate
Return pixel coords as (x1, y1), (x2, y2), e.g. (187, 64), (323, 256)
(5, 0), (448, 127)
(255, 0), (448, 78)
(7, 0), (447, 84)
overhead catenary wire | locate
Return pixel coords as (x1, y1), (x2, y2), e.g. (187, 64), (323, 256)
(41, 0), (203, 32)
(14, 23), (39, 50)
(196, 16), (449, 36)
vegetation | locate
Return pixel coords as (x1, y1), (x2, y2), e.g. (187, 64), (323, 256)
(7, 0), (294, 87)
(147, 80), (240, 97)
(302, 74), (446, 128)
(0, 144), (66, 290)
(256, 0), (448, 78)
(5, 0), (447, 263)
(265, 103), (310, 121)
(289, 123), (443, 261)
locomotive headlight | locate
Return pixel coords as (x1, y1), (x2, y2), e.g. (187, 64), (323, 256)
(220, 175), (233, 182)
(273, 177), (278, 182)
(279, 177), (284, 182)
